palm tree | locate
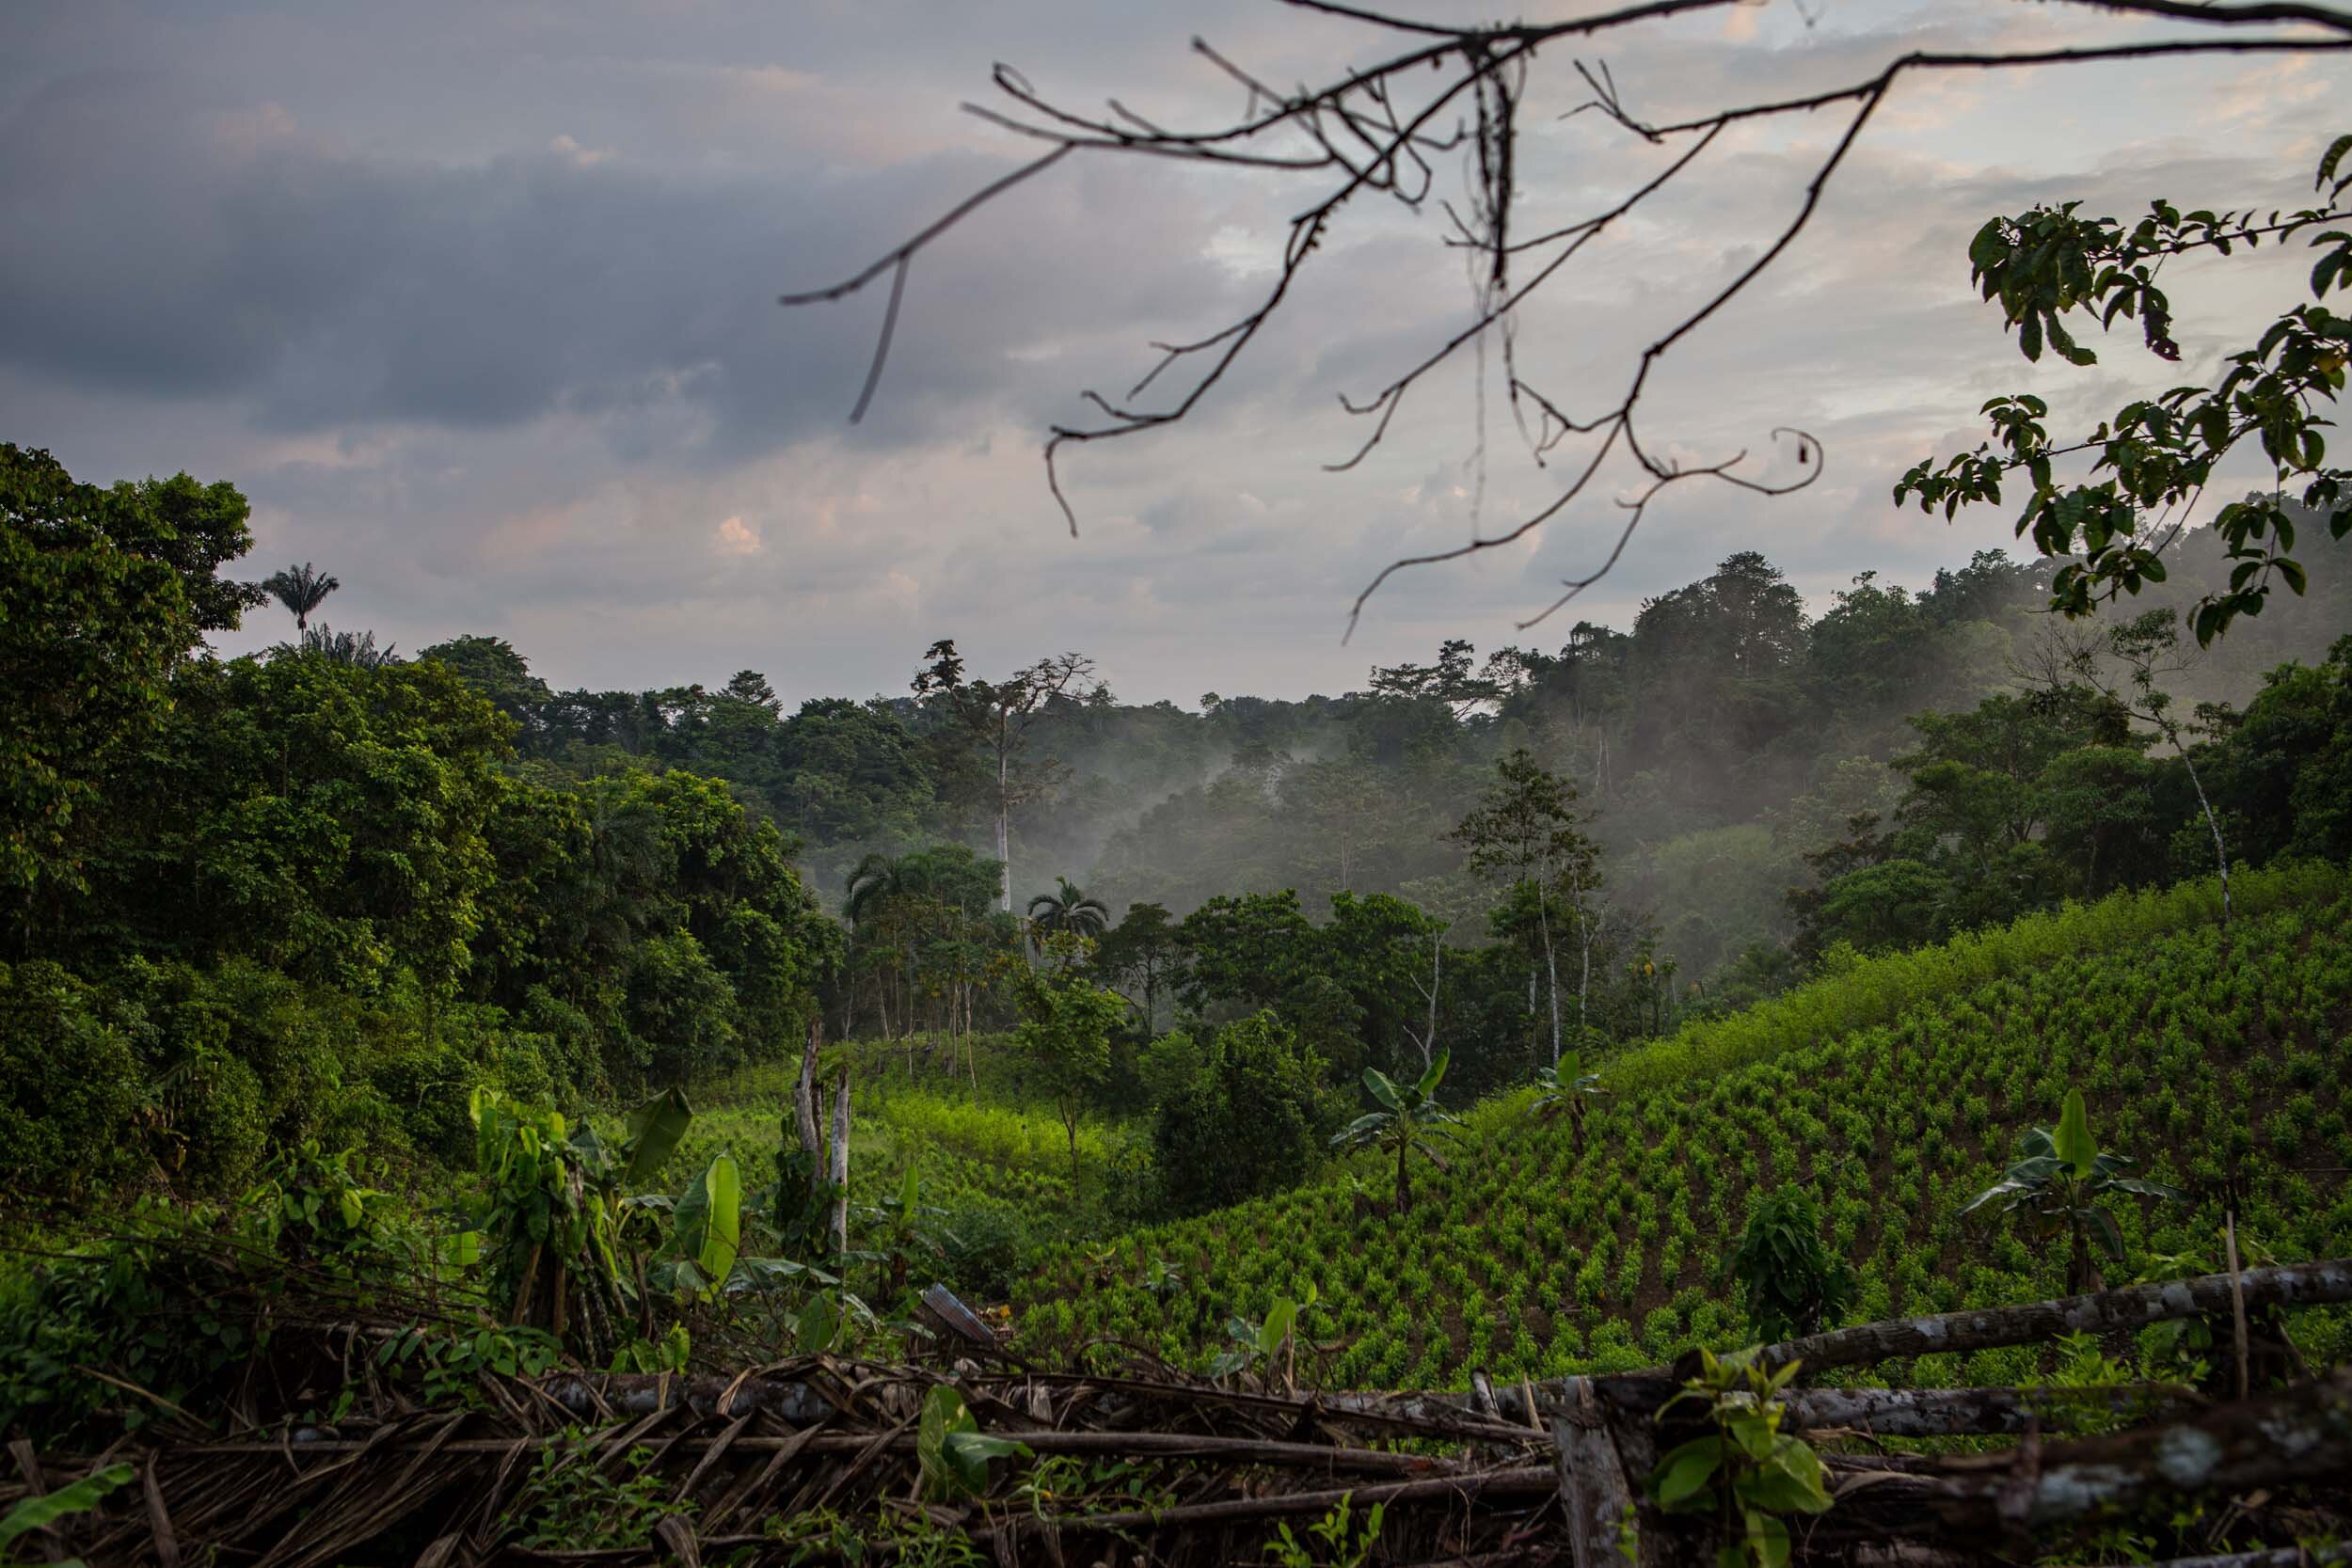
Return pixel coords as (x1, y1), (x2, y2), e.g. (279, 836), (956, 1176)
(263, 562), (340, 631)
(1025, 877), (1108, 954)
(1330, 1050), (1462, 1214)
(1530, 1052), (1608, 1156)
(298, 625), (398, 668)
(843, 852), (910, 927)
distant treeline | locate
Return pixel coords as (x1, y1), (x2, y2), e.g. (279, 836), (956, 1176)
(428, 522), (2350, 980)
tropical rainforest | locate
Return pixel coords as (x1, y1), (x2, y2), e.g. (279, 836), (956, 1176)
(9, 106), (2352, 1558)
(8, 412), (2352, 1560)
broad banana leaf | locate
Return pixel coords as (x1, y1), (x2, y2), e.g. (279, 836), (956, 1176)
(1415, 1048), (1450, 1099)
(796, 1294), (841, 1354)
(673, 1153), (742, 1291)
(2055, 1088), (2098, 1179)
(0, 1463), (133, 1553)
(623, 1086), (693, 1186)
(917, 1386), (1030, 1501)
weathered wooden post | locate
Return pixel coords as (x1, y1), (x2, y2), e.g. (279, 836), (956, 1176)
(1554, 1375), (1646, 1567)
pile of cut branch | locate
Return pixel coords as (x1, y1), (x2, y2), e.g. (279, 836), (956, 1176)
(10, 1261), (2352, 1567)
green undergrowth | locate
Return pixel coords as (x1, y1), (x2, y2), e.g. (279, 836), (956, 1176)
(644, 1040), (1132, 1300)
(1013, 864), (2352, 1387)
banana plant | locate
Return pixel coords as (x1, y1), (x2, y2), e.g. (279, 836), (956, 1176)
(1208, 1283), (1319, 1393)
(1330, 1050), (1462, 1215)
(1963, 1088), (2182, 1293)
(854, 1165), (956, 1301)
(620, 1086), (693, 1186)
(1143, 1258), (1184, 1302)
(1530, 1052), (1608, 1156)
(665, 1152), (743, 1299)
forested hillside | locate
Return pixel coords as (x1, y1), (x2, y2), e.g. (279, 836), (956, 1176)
(3, 444), (837, 1202)
(10, 436), (2352, 1208)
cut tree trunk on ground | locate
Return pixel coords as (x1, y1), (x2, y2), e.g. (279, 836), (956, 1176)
(1742, 1259), (2352, 1377)
(1553, 1377), (2207, 1438)
(1815, 1369), (2352, 1538)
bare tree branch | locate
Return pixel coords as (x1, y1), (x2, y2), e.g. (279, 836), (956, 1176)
(777, 0), (2352, 623)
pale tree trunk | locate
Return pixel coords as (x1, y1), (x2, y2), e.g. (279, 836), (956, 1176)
(1537, 885), (1562, 1069)
(828, 1071), (851, 1256)
(2173, 735), (2232, 927)
(793, 1022), (824, 1172)
(1405, 926), (1446, 1070)
(996, 728), (1013, 913)
(1424, 930), (1442, 1069)
(1570, 875), (1594, 1056)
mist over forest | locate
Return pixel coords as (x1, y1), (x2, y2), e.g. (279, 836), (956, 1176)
(427, 511), (2351, 1002)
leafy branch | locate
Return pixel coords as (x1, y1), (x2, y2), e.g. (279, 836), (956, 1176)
(1899, 134), (2352, 645)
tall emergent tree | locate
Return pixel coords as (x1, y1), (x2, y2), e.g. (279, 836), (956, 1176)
(2066, 609), (2236, 924)
(913, 640), (1104, 911)
(1095, 899), (1181, 1031)
(1452, 749), (1601, 1067)
(262, 562), (340, 632)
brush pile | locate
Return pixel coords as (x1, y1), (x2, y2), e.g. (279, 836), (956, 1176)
(8, 1263), (2352, 1566)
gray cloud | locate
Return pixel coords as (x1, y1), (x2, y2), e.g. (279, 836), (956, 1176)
(2, 0), (2344, 704)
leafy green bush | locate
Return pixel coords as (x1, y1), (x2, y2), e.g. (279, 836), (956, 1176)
(1728, 1185), (1854, 1344)
(1149, 1014), (1333, 1216)
(0, 961), (145, 1197)
(935, 1196), (1053, 1301)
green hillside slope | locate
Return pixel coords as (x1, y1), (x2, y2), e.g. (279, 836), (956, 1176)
(666, 1046), (1123, 1299)
(1012, 863), (2352, 1386)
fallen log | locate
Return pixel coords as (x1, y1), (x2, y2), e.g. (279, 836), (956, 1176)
(540, 1371), (835, 1426)
(1818, 1369), (2352, 1535)
(1747, 1259), (2352, 1378)
(1566, 1375), (2206, 1437)
(1324, 1260), (2351, 1431)
(2139, 1550), (2350, 1568)
(177, 1425), (1486, 1477)
(971, 1463), (1559, 1541)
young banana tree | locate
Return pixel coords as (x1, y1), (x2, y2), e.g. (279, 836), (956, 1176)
(1330, 1050), (1462, 1214)
(1963, 1088), (2182, 1294)
(1531, 1052), (1608, 1156)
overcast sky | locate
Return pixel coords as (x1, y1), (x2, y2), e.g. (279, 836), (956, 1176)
(5, 1), (2344, 705)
